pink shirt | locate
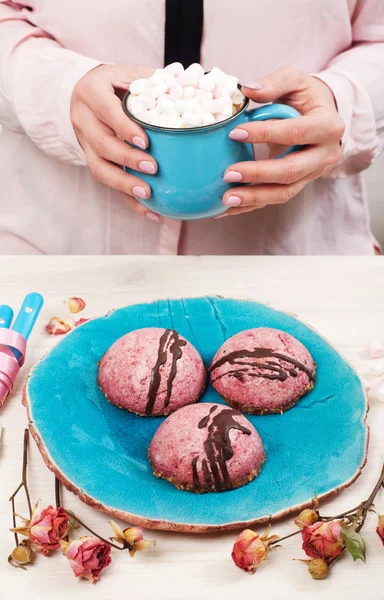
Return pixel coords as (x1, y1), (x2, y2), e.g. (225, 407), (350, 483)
(0, 0), (383, 255)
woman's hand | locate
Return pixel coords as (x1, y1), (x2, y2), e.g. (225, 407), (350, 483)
(71, 64), (160, 222)
(220, 67), (345, 217)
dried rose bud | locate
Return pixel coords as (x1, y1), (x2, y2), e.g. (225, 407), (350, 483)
(68, 297), (86, 314)
(61, 536), (111, 583)
(109, 521), (154, 557)
(11, 504), (69, 556)
(376, 515), (384, 545)
(231, 529), (268, 573)
(8, 540), (34, 569)
(302, 521), (344, 561)
(308, 558), (329, 579)
(45, 316), (72, 335)
(295, 509), (319, 528)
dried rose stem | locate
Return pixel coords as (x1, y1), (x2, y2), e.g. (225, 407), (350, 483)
(9, 429), (33, 545)
(270, 463), (384, 550)
(62, 509), (125, 550)
(319, 463), (384, 524)
(54, 477), (124, 550)
(55, 476), (61, 509)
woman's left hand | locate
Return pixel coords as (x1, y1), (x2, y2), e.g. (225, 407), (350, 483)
(220, 67), (345, 216)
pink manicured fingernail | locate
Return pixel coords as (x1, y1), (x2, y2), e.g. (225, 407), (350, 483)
(214, 212), (229, 219)
(139, 161), (156, 174)
(225, 196), (242, 207)
(229, 129), (249, 141)
(146, 212), (160, 223)
(224, 170), (243, 183)
(133, 186), (148, 199)
(243, 81), (263, 90)
(133, 136), (147, 150)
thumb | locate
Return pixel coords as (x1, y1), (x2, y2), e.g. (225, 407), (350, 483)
(241, 67), (307, 103)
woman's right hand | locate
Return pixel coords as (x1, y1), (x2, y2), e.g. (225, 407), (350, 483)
(70, 64), (160, 222)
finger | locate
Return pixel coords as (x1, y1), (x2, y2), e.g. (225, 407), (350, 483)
(241, 67), (309, 103)
(222, 177), (311, 208)
(80, 105), (158, 173)
(84, 144), (152, 200)
(224, 145), (341, 185)
(214, 205), (266, 220)
(78, 76), (149, 149)
(228, 113), (344, 146)
(122, 194), (161, 222)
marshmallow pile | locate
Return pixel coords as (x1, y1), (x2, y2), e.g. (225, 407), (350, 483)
(127, 63), (245, 128)
(362, 340), (384, 403)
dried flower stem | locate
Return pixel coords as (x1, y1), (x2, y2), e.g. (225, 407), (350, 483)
(9, 429), (33, 546)
(54, 477), (125, 550)
(55, 476), (61, 509)
(270, 463), (384, 554)
(62, 510), (125, 550)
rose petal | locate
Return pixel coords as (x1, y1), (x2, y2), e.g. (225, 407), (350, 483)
(68, 297), (86, 314)
(45, 317), (72, 335)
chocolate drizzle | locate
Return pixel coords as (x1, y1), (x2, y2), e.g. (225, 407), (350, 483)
(145, 329), (186, 415)
(210, 347), (314, 383)
(191, 456), (199, 489)
(198, 405), (217, 429)
(191, 407), (251, 491)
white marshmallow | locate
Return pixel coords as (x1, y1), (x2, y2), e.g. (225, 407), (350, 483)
(150, 83), (168, 98)
(136, 109), (151, 123)
(129, 78), (148, 95)
(210, 67), (227, 85)
(226, 75), (239, 96)
(158, 96), (176, 115)
(166, 115), (183, 128)
(183, 86), (196, 100)
(221, 106), (233, 120)
(202, 113), (215, 126)
(178, 69), (201, 87)
(164, 73), (177, 90)
(213, 84), (229, 99)
(188, 63), (205, 76)
(147, 106), (161, 121)
(367, 359), (384, 378)
(198, 73), (215, 92)
(150, 68), (166, 85)
(128, 95), (144, 114)
(175, 99), (202, 115)
(367, 340), (384, 359)
(181, 112), (202, 127)
(142, 96), (157, 110)
(170, 84), (184, 101)
(195, 90), (213, 103)
(201, 100), (216, 113)
(164, 62), (184, 77)
(232, 88), (245, 105)
(375, 381), (384, 403)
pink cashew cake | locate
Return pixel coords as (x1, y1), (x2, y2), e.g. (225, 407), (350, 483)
(98, 327), (207, 416)
(149, 403), (266, 493)
(210, 328), (316, 415)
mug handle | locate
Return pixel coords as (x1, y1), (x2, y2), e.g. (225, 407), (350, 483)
(243, 103), (303, 158)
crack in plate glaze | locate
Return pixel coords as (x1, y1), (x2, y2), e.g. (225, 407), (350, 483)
(23, 297), (369, 533)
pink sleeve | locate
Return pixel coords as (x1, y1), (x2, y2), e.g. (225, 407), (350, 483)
(314, 0), (384, 178)
(0, 2), (102, 165)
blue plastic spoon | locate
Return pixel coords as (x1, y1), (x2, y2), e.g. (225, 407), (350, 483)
(11, 293), (44, 360)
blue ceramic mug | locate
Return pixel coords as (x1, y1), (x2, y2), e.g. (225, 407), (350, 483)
(123, 92), (301, 220)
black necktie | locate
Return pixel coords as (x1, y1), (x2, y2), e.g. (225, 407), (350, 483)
(164, 0), (204, 68)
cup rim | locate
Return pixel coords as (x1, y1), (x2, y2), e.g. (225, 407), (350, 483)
(122, 89), (249, 133)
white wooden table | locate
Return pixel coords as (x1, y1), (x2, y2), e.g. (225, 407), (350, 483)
(1, 256), (384, 600)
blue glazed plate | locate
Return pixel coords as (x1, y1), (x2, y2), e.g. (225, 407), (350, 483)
(24, 297), (368, 532)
